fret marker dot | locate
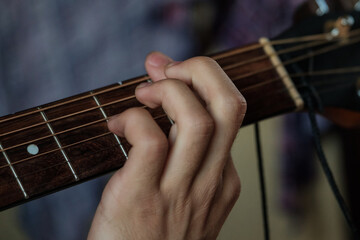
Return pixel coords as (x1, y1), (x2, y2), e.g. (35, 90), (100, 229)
(27, 144), (39, 155)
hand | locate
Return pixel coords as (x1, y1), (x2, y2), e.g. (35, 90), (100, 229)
(88, 52), (247, 240)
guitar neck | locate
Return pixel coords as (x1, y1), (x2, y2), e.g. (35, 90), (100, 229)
(0, 38), (303, 211)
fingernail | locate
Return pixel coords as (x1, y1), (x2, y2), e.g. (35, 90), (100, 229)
(148, 52), (172, 67)
(137, 81), (152, 89)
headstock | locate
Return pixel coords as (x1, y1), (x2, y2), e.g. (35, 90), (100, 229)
(274, 11), (360, 127)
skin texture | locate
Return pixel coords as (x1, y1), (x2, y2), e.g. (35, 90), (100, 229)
(88, 52), (247, 240)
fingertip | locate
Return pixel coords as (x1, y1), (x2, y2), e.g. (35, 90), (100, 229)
(107, 116), (117, 133)
(145, 52), (173, 82)
(107, 115), (124, 137)
(146, 51), (173, 68)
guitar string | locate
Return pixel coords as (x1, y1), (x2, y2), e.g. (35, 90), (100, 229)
(1, 28), (359, 125)
(211, 30), (357, 60)
(236, 66), (360, 93)
(0, 34), (359, 158)
(0, 65), (358, 156)
(221, 30), (360, 72)
(0, 70), (355, 192)
(0, 31), (353, 173)
(1, 30), (360, 139)
(229, 35), (360, 82)
(0, 67), (357, 171)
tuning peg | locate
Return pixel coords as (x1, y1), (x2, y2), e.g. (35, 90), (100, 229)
(355, 1), (360, 11)
(315, 0), (330, 16)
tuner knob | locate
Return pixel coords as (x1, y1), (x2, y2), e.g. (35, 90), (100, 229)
(315, 0), (330, 16)
(341, 16), (355, 27)
(355, 1), (360, 11)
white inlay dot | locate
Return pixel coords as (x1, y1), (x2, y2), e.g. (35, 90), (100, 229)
(27, 144), (39, 155)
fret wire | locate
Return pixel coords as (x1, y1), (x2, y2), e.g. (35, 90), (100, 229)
(92, 87), (128, 159)
(0, 142), (28, 199)
(0, 114), (169, 169)
(38, 107), (79, 181)
(0, 28), (359, 135)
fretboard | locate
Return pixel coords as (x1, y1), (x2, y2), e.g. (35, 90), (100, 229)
(0, 38), (303, 211)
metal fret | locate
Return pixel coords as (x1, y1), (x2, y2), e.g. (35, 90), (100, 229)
(92, 90), (128, 159)
(38, 107), (79, 181)
(0, 142), (28, 199)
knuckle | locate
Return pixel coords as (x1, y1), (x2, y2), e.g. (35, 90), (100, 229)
(123, 107), (149, 119)
(223, 93), (247, 116)
(188, 56), (219, 70)
(226, 174), (241, 204)
(123, 108), (169, 153)
(142, 131), (168, 153)
(184, 113), (214, 137)
(219, 92), (247, 127)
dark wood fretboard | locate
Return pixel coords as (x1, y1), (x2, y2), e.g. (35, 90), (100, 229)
(0, 39), (302, 211)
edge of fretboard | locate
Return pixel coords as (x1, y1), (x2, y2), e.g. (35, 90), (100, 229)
(259, 38), (304, 111)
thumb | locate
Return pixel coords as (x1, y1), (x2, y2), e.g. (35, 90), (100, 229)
(145, 52), (174, 81)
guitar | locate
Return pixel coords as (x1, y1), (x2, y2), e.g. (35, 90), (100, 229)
(0, 11), (359, 211)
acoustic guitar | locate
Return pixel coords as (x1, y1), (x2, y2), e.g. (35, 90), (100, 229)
(0, 10), (359, 212)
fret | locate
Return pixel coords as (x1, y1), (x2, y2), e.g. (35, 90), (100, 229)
(0, 142), (28, 199)
(91, 87), (128, 159)
(38, 107), (79, 181)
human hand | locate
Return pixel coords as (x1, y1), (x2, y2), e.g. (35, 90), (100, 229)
(88, 52), (246, 240)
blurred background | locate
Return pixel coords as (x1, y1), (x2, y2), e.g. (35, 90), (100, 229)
(0, 0), (359, 239)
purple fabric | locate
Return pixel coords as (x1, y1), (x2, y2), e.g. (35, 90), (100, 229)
(219, 0), (307, 48)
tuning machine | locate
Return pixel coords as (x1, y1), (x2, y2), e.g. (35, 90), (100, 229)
(325, 15), (355, 40)
(355, 1), (360, 11)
